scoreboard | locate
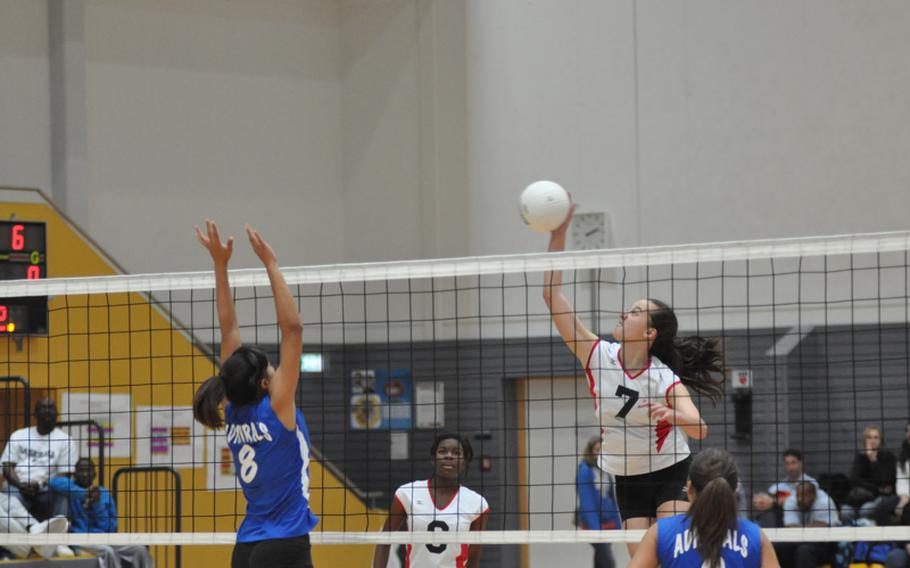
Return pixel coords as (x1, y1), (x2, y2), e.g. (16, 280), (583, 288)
(0, 221), (48, 335)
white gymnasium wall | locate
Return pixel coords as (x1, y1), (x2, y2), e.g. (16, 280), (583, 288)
(83, 0), (345, 272)
(85, 0), (469, 272)
(340, 0), (422, 263)
(0, 1), (52, 194)
(1, 1), (909, 272)
(340, 0), (468, 263)
(466, 0), (640, 255)
(634, 1), (910, 246)
(467, 0), (910, 254)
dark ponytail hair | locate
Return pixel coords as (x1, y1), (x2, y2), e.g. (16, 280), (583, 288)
(648, 299), (724, 404)
(193, 346), (270, 429)
(687, 448), (739, 568)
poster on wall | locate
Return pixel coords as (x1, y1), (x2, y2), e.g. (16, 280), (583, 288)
(206, 430), (239, 491)
(134, 406), (204, 468)
(350, 369), (413, 430)
(61, 393), (132, 459)
(415, 381), (445, 429)
(390, 431), (409, 460)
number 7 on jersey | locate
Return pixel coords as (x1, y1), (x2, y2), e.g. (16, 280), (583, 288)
(614, 385), (639, 419)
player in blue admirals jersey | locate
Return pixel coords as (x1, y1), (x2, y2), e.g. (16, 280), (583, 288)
(628, 448), (779, 568)
(192, 220), (318, 568)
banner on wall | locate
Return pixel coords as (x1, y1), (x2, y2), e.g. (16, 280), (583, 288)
(135, 406), (204, 468)
(206, 430), (239, 491)
(415, 381), (445, 429)
(350, 369), (413, 430)
(61, 393), (132, 459)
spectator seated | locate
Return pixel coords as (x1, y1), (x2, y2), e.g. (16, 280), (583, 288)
(50, 458), (153, 568)
(0, 398), (77, 522)
(841, 426), (899, 525)
(751, 448), (819, 529)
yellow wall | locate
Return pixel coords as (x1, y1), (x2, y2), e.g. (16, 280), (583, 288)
(0, 199), (386, 566)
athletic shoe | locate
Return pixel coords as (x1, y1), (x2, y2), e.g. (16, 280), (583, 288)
(32, 516), (71, 559)
(46, 516), (70, 535)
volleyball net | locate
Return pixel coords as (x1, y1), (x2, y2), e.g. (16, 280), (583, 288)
(3, 230), (910, 561)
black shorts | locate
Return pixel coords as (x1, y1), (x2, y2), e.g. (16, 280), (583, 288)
(231, 534), (314, 568)
(614, 456), (691, 521)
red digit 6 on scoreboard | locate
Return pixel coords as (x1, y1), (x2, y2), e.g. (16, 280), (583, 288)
(11, 224), (25, 250)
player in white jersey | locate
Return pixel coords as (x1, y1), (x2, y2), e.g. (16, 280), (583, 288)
(543, 205), (725, 555)
(373, 433), (490, 568)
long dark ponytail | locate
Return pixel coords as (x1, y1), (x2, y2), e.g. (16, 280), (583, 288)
(687, 448), (739, 568)
(648, 299), (724, 404)
(193, 346), (270, 429)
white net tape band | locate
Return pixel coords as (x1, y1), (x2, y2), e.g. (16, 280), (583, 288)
(3, 230), (910, 297)
(2, 527), (910, 546)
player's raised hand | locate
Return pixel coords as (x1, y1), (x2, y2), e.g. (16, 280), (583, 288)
(246, 224), (278, 267)
(550, 202), (577, 237)
(195, 219), (233, 265)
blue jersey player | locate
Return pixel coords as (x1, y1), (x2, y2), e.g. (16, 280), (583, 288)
(193, 220), (318, 568)
(629, 448), (779, 568)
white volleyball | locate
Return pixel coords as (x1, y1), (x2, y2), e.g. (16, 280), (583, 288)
(519, 180), (571, 233)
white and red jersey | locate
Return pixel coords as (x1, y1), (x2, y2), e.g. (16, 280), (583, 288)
(585, 339), (691, 476)
(394, 479), (489, 568)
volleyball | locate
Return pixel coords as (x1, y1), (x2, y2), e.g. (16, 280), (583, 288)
(519, 180), (571, 233)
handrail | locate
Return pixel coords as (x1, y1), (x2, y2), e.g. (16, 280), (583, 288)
(57, 419), (106, 486)
(0, 376), (30, 428)
(112, 466), (182, 568)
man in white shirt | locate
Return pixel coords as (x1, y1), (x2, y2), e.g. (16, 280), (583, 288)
(774, 482), (839, 568)
(782, 482), (840, 528)
(768, 449), (819, 499)
(751, 448), (818, 527)
(1, 398), (78, 520)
